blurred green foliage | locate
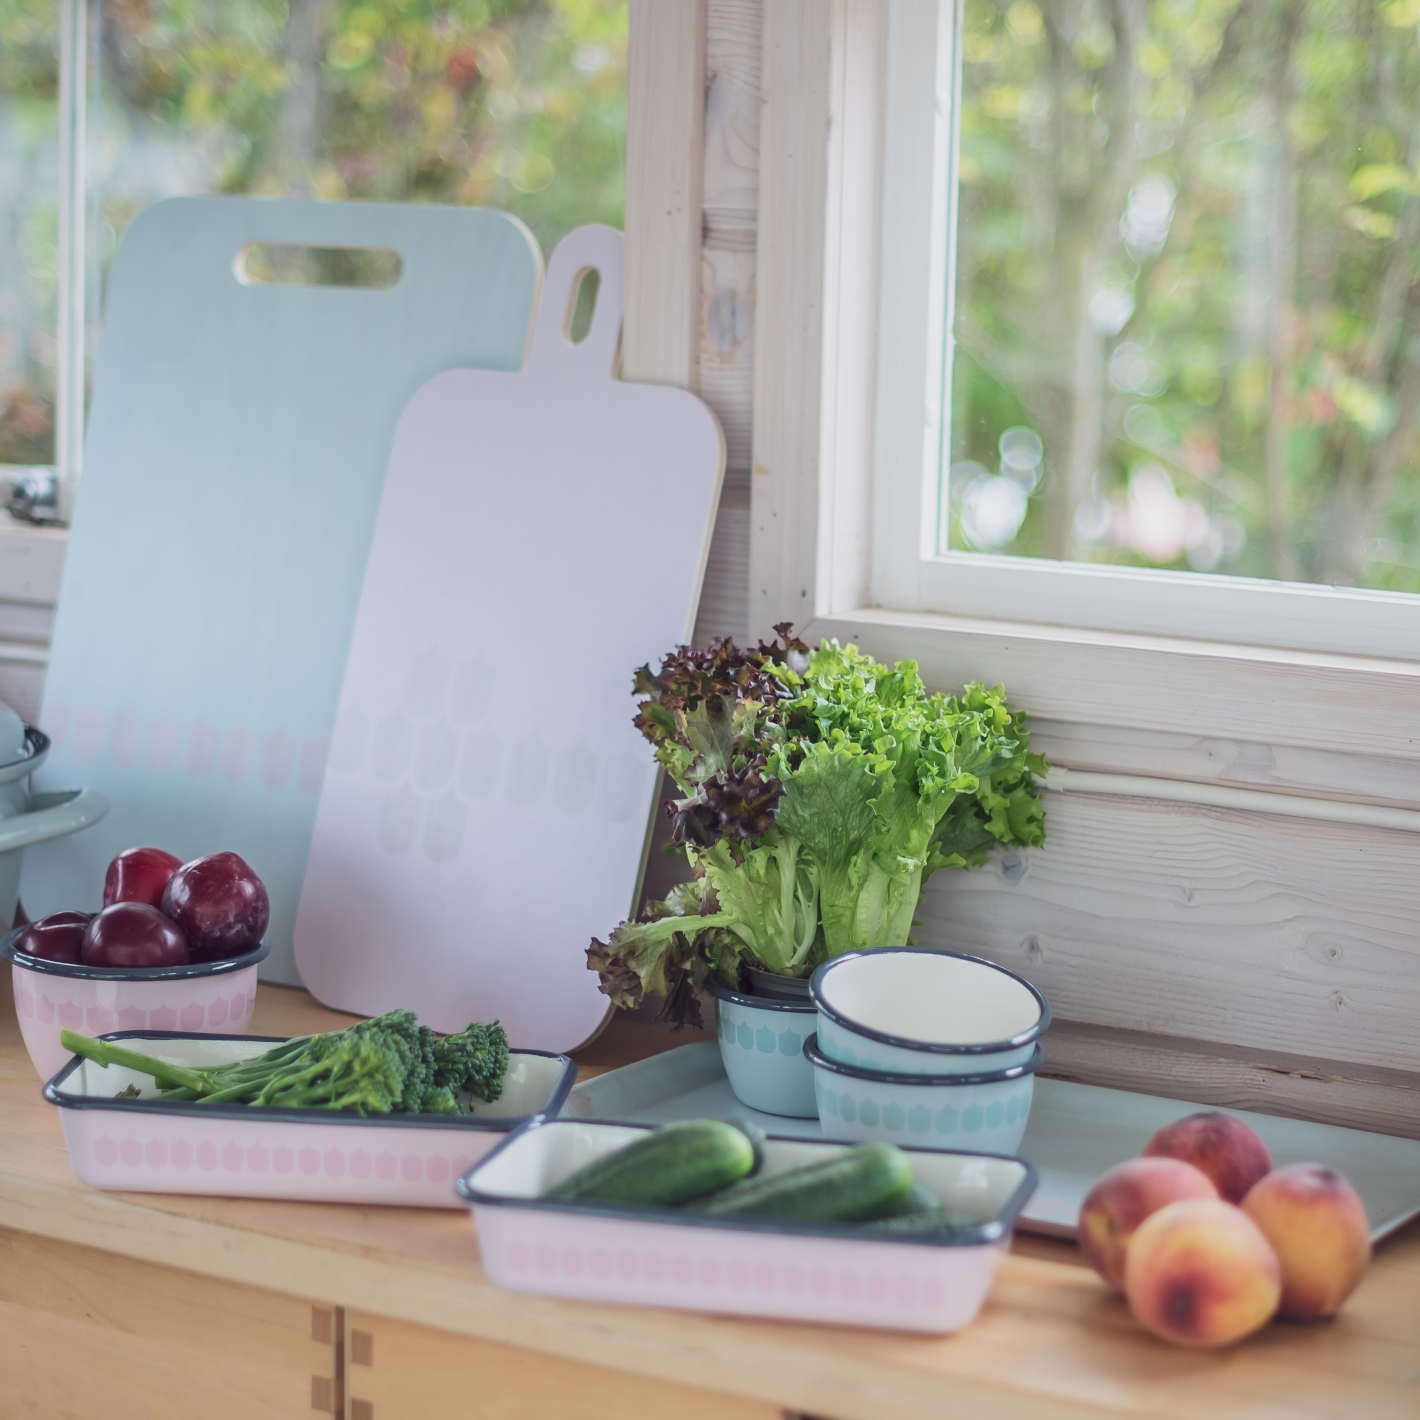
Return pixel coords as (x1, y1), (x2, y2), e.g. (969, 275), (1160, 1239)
(951, 0), (1420, 592)
(0, 0), (626, 465)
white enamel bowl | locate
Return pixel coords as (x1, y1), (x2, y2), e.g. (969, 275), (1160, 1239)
(810, 948), (1049, 1076)
(805, 1035), (1044, 1156)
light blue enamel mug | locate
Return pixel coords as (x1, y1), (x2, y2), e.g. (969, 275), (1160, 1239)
(708, 978), (818, 1118)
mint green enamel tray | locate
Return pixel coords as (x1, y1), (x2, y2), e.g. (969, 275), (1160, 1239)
(566, 1043), (1420, 1243)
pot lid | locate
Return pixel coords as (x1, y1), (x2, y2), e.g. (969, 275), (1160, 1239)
(0, 699), (31, 767)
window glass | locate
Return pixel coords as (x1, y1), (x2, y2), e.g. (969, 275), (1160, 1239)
(947, 0), (1420, 595)
(0, 3), (60, 466)
(1, 0), (627, 473)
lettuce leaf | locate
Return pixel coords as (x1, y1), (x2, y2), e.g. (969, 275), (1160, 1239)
(585, 632), (1048, 1026)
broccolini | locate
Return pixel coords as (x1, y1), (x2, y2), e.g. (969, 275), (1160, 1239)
(58, 1010), (510, 1116)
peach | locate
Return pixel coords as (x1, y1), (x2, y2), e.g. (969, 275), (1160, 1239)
(1242, 1163), (1371, 1320)
(1077, 1157), (1219, 1287)
(1142, 1111), (1271, 1204)
(1123, 1198), (1281, 1347)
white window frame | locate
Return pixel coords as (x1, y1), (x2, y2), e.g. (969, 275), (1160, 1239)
(871, 0), (1420, 664)
(749, 0), (1420, 767)
(1, 0), (85, 532)
(0, 1), (83, 633)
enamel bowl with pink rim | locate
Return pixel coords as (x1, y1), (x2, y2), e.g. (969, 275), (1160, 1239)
(4, 924), (268, 1080)
(809, 948), (1050, 1076)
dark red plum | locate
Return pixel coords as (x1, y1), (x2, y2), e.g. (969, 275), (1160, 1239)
(161, 851), (269, 962)
(15, 910), (93, 964)
(81, 902), (189, 968)
(103, 846), (183, 910)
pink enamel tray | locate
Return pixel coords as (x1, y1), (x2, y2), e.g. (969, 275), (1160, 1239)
(456, 1118), (1037, 1334)
(44, 1030), (575, 1208)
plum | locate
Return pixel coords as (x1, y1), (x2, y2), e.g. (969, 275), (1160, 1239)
(103, 846), (183, 910)
(14, 910), (93, 964)
(161, 851), (269, 962)
(81, 902), (189, 968)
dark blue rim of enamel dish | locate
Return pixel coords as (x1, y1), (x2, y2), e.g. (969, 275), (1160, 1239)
(3, 924), (271, 981)
(454, 1116), (1040, 1248)
(803, 1033), (1045, 1086)
(706, 977), (816, 1013)
(809, 947), (1051, 1055)
(41, 1029), (578, 1128)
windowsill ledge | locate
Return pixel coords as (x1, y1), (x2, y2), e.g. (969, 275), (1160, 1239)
(0, 519), (68, 605)
(808, 606), (1420, 766)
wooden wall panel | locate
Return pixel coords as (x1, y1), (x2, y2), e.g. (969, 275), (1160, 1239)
(703, 0), (762, 216)
(692, 482), (750, 646)
(748, 0), (833, 640)
(1031, 719), (1420, 814)
(623, 0), (706, 390)
(695, 0), (760, 640)
(699, 241), (756, 473)
(0, 655), (44, 724)
(920, 791), (1420, 1077)
(626, 0), (758, 647)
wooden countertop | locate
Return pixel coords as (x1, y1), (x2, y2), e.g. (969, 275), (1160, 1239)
(3, 982), (1417, 1419)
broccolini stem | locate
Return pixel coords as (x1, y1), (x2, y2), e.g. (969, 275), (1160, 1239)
(58, 1030), (211, 1093)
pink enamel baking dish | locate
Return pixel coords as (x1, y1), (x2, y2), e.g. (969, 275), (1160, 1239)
(44, 1029), (575, 1208)
(456, 1119), (1038, 1333)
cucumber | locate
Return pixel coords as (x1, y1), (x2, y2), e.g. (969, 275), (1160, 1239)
(861, 1184), (978, 1236)
(700, 1142), (914, 1222)
(871, 1181), (950, 1221)
(547, 1120), (760, 1206)
(861, 1208), (977, 1237)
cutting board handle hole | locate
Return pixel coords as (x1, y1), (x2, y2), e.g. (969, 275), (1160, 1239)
(233, 242), (403, 290)
(564, 267), (600, 345)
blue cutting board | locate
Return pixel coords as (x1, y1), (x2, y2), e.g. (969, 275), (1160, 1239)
(25, 196), (540, 982)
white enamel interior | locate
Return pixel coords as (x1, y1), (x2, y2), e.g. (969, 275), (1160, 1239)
(468, 1119), (1029, 1222)
(57, 1034), (568, 1118)
(818, 953), (1041, 1047)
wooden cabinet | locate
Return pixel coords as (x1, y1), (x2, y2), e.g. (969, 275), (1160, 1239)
(343, 1312), (782, 1420)
(0, 1231), (335, 1420)
(0, 1233), (786, 1420)
(3, 987), (1417, 1420)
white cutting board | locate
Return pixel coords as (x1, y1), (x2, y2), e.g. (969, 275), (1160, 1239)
(26, 197), (540, 983)
(294, 225), (725, 1052)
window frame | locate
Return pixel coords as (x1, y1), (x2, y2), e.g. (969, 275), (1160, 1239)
(748, 0), (1420, 766)
(1, 0), (86, 530)
(871, 0), (1420, 664)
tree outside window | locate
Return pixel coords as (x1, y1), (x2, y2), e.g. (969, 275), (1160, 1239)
(0, 0), (627, 471)
(949, 0), (1420, 595)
